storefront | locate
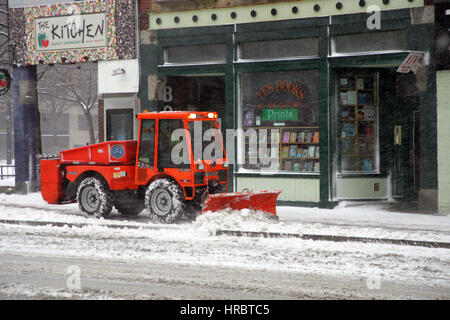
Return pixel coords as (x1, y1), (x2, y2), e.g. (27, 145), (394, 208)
(140, 0), (437, 210)
(98, 59), (140, 142)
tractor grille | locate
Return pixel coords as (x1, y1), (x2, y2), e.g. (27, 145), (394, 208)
(218, 169), (227, 182)
(194, 172), (205, 184)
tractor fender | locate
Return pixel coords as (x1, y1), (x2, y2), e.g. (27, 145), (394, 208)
(145, 173), (179, 189)
(64, 165), (137, 191)
(144, 173), (193, 199)
(73, 170), (110, 190)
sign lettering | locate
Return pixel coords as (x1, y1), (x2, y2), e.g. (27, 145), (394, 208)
(262, 108), (298, 122)
(35, 13), (107, 51)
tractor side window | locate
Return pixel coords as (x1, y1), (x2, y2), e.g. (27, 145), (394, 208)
(158, 119), (189, 169)
(138, 119), (156, 165)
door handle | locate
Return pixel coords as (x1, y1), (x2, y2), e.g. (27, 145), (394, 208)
(394, 125), (402, 146)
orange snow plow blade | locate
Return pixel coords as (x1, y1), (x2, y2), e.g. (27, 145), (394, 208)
(202, 190), (282, 216)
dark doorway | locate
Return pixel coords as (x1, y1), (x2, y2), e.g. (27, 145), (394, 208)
(164, 75), (225, 120)
(392, 72), (420, 200)
(163, 75), (227, 150)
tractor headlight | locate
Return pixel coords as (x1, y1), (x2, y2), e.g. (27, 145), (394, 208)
(197, 163), (204, 170)
(223, 161), (229, 168)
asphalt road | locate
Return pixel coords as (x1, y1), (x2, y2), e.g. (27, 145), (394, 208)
(0, 252), (449, 300)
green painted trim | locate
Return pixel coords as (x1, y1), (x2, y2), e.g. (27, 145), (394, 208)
(158, 34), (229, 47)
(234, 172), (320, 179)
(319, 200), (339, 209)
(157, 64), (227, 76)
(138, 44), (158, 110)
(337, 174), (389, 179)
(236, 16), (328, 32)
(226, 33), (235, 192)
(149, 0), (424, 30)
(277, 200), (318, 207)
(157, 25), (233, 39)
(330, 18), (412, 36)
(236, 27), (320, 42)
(276, 200), (338, 209)
(319, 25), (330, 203)
(329, 8), (413, 36)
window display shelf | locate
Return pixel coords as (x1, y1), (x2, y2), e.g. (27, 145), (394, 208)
(339, 74), (378, 173)
(242, 126), (320, 173)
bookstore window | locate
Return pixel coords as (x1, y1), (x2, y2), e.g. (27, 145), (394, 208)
(338, 73), (379, 173)
(239, 70), (320, 173)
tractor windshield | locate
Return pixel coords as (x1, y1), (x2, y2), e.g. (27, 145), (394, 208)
(188, 120), (225, 162)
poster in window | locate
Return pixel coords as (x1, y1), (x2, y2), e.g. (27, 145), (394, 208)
(241, 70), (319, 127)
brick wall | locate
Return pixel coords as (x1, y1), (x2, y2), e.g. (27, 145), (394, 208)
(139, 0), (152, 30)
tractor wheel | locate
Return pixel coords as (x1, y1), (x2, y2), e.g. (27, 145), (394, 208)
(145, 178), (186, 223)
(77, 176), (113, 218)
(115, 202), (145, 216)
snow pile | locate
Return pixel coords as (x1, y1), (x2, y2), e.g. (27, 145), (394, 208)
(191, 208), (302, 236)
(0, 178), (14, 187)
(0, 191), (449, 242)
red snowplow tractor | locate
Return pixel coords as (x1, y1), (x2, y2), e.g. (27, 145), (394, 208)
(40, 111), (281, 223)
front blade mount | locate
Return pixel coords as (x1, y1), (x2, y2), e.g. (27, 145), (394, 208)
(202, 190), (281, 216)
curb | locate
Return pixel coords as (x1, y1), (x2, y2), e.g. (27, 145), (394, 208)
(215, 230), (450, 249)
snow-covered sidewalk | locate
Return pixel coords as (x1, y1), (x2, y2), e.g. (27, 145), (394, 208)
(0, 186), (449, 242)
(279, 202), (450, 233)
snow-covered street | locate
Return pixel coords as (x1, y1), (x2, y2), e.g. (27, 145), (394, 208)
(0, 189), (449, 299)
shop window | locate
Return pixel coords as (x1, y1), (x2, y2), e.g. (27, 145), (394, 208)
(238, 70), (320, 173)
(106, 109), (133, 141)
(165, 44), (226, 64)
(333, 30), (407, 54)
(338, 73), (379, 173)
(239, 38), (319, 60)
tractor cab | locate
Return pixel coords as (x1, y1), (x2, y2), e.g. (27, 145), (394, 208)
(135, 111), (229, 215)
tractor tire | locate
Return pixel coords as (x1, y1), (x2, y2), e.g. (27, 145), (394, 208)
(77, 176), (113, 218)
(145, 178), (186, 223)
(115, 202), (145, 216)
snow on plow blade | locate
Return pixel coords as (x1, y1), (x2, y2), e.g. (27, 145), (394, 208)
(202, 190), (282, 216)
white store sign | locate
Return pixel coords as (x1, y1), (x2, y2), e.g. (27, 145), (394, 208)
(35, 12), (107, 51)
